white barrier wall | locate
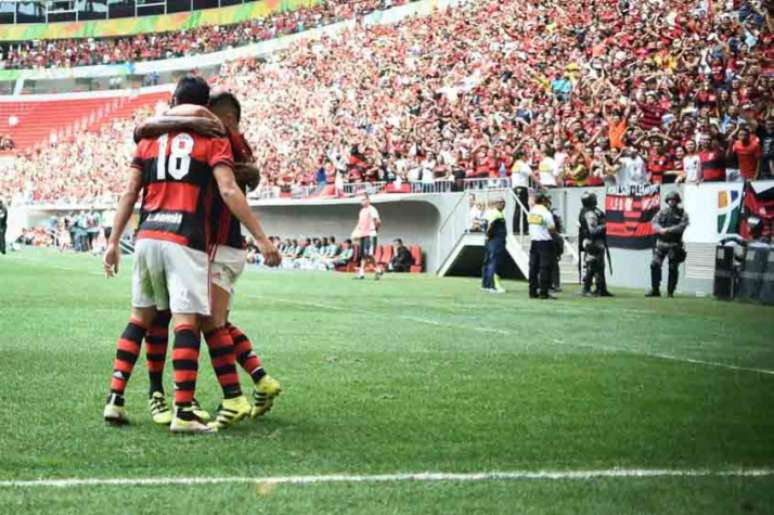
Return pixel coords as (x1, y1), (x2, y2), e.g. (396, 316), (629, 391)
(253, 194), (462, 272)
(11, 181), (772, 296)
(548, 181), (774, 294)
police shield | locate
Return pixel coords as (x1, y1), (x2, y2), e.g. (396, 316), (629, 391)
(713, 245), (734, 300)
(738, 243), (768, 302)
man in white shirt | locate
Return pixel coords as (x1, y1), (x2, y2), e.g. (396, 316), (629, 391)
(537, 152), (558, 187)
(351, 193), (383, 280)
(617, 147), (648, 188)
(527, 192), (558, 299)
(511, 151), (531, 234)
(679, 141), (701, 184)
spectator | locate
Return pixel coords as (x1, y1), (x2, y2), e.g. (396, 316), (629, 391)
(699, 137), (727, 182)
(388, 238), (412, 272)
(468, 195), (486, 232)
(729, 127), (763, 181)
(332, 239), (355, 268)
(756, 118), (774, 180)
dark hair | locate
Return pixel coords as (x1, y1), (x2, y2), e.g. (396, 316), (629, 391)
(345, 239), (352, 244)
(173, 74), (210, 107)
(209, 90), (242, 123)
(394, 238), (403, 245)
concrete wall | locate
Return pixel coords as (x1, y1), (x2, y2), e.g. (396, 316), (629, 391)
(252, 194), (464, 272)
(546, 184), (715, 295)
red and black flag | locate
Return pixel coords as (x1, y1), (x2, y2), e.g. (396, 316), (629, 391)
(604, 185), (661, 250)
(740, 181), (774, 240)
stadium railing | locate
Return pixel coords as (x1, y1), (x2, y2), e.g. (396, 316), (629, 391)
(463, 178), (512, 191)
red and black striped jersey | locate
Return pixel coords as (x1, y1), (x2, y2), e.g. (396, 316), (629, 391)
(132, 131), (234, 252)
(211, 129), (253, 249)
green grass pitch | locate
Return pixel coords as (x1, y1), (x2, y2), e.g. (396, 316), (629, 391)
(0, 248), (773, 514)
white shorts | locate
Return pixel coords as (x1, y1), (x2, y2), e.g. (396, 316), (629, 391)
(132, 239), (210, 315)
(211, 245), (246, 297)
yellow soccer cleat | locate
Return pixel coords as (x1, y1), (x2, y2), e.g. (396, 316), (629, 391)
(251, 375), (281, 418)
(148, 391), (173, 426)
(170, 407), (215, 433)
(191, 397), (211, 422)
(103, 393), (129, 426)
(208, 395), (252, 431)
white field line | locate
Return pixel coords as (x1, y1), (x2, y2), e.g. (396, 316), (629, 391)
(403, 315), (774, 377)
(245, 294), (349, 312)
(1, 468), (773, 489)
(401, 315), (510, 336)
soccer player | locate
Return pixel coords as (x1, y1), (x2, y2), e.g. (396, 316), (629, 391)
(102, 75), (280, 433)
(351, 193), (383, 280)
(133, 90), (282, 430)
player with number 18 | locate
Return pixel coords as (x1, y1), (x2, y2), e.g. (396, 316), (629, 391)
(101, 75), (280, 433)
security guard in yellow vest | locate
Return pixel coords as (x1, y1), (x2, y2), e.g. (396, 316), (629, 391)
(528, 192), (558, 299)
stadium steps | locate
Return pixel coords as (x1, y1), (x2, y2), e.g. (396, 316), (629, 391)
(0, 91), (170, 154)
(506, 235), (580, 285)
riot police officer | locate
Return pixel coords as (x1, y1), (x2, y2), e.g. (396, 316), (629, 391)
(546, 197), (564, 292)
(578, 192), (613, 297)
(646, 190), (690, 297)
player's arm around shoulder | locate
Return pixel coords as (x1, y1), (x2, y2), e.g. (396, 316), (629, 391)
(134, 104), (225, 143)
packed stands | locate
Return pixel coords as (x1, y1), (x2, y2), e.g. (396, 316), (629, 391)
(1, 0), (772, 205)
(0, 0), (404, 69)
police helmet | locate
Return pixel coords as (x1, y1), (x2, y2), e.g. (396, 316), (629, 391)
(581, 192), (597, 208)
(665, 191), (681, 204)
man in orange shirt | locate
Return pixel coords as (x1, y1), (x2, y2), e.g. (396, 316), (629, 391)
(605, 99), (631, 150)
(729, 127), (762, 181)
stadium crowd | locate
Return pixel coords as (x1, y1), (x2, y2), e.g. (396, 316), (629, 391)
(221, 0), (774, 194)
(0, 0), (407, 69)
(0, 0), (772, 204)
(14, 211), (110, 252)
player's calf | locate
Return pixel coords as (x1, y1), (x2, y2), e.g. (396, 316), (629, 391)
(104, 317), (149, 425)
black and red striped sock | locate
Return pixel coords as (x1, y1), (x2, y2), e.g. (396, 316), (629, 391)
(204, 326), (242, 399)
(172, 324), (200, 416)
(145, 310), (170, 396)
(109, 318), (148, 397)
(228, 323), (266, 384)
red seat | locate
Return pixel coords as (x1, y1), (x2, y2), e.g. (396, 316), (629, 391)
(380, 244), (394, 266)
(385, 183), (411, 194)
(409, 245), (423, 273)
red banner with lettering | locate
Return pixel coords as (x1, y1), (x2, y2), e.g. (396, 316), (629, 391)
(604, 185), (660, 250)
